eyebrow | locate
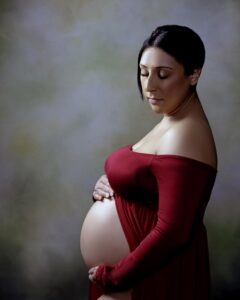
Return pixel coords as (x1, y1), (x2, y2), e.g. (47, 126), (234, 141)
(139, 63), (173, 70)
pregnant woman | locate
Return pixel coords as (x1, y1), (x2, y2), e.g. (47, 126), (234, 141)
(80, 25), (218, 300)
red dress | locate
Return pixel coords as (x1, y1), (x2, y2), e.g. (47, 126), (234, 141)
(89, 145), (217, 300)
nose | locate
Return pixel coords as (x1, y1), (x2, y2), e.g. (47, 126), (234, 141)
(146, 74), (158, 92)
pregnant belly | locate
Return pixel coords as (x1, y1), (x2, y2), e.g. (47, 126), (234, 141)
(80, 198), (130, 268)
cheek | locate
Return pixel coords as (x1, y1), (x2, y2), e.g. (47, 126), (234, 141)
(163, 77), (189, 95)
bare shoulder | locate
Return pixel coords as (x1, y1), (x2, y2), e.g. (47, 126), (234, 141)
(156, 118), (218, 168)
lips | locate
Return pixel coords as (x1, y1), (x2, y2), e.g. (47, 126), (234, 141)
(147, 97), (164, 105)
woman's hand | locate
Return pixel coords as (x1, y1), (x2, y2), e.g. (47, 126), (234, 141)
(88, 265), (99, 283)
(90, 265), (132, 299)
(93, 174), (114, 201)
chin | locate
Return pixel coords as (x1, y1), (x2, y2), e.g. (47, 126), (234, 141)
(150, 105), (164, 114)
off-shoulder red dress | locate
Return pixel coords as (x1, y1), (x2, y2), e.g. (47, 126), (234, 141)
(89, 145), (217, 300)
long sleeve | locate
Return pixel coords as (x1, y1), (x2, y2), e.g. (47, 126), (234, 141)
(95, 156), (216, 293)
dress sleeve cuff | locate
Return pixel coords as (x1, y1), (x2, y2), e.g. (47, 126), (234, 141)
(95, 264), (114, 292)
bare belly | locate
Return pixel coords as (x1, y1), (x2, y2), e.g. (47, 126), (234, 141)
(80, 198), (130, 268)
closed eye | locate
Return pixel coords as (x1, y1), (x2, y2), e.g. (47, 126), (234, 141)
(158, 74), (168, 79)
(140, 73), (168, 80)
(140, 73), (148, 77)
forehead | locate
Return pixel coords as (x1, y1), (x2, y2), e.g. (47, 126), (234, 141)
(140, 47), (181, 69)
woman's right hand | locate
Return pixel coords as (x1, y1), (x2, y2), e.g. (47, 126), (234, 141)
(92, 174), (114, 201)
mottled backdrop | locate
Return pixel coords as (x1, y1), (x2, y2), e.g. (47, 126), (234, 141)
(0, 0), (239, 299)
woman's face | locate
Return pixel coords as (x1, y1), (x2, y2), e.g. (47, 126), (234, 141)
(139, 47), (197, 115)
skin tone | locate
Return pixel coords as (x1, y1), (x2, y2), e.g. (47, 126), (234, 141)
(89, 46), (217, 294)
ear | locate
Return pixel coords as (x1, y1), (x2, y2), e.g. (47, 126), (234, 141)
(189, 68), (201, 86)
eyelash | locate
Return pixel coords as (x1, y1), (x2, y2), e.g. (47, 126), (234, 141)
(140, 73), (168, 79)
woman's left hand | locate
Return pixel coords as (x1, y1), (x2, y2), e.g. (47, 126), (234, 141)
(88, 265), (99, 283)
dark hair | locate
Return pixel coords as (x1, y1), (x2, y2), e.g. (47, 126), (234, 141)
(137, 25), (205, 98)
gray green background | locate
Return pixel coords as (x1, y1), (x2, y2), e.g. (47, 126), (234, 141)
(0, 0), (239, 299)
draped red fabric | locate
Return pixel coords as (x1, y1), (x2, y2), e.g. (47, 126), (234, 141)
(89, 145), (217, 299)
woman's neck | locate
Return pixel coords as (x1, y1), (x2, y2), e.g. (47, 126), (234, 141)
(164, 91), (200, 120)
